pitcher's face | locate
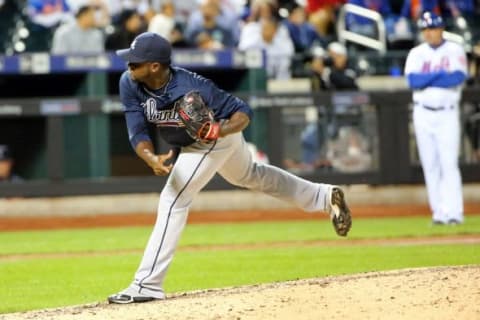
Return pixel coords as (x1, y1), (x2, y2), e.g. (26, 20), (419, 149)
(128, 62), (154, 82)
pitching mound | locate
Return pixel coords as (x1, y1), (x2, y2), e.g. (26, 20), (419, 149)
(2, 265), (479, 320)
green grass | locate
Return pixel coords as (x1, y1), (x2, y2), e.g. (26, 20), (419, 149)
(0, 215), (479, 314)
(1, 216), (479, 255)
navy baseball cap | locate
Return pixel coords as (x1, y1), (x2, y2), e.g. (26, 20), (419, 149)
(0, 145), (11, 161)
(418, 11), (444, 29)
(116, 32), (172, 64)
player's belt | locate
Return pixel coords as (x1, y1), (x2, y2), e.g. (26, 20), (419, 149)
(415, 103), (454, 111)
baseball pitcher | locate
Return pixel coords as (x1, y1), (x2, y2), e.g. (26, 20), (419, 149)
(107, 32), (352, 304)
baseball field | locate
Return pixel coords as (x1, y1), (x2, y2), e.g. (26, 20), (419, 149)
(0, 201), (479, 320)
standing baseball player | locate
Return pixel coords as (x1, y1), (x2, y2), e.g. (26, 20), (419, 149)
(404, 12), (467, 225)
(108, 32), (352, 304)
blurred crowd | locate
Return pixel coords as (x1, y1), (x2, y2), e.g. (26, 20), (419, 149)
(0, 0), (479, 80)
(0, 0), (479, 178)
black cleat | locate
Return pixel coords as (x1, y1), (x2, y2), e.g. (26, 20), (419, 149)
(327, 187), (352, 237)
(108, 293), (155, 304)
(447, 219), (462, 225)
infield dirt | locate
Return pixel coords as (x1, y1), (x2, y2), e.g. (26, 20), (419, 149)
(1, 265), (478, 320)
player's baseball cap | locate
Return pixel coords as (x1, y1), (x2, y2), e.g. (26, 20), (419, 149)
(116, 32), (172, 65)
(0, 145), (12, 161)
(418, 11), (444, 29)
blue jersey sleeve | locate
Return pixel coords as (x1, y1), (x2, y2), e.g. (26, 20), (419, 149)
(187, 73), (254, 120)
(406, 72), (442, 89)
(429, 71), (466, 88)
(119, 72), (151, 149)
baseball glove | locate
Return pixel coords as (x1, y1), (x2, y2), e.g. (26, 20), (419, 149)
(175, 91), (220, 142)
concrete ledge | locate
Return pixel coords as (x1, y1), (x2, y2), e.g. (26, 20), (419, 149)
(1, 184), (479, 217)
(267, 76), (408, 93)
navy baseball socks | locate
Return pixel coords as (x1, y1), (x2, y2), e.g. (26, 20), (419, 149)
(326, 187), (352, 237)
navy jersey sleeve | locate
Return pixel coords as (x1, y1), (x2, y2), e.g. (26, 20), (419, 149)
(119, 72), (151, 149)
(186, 72), (254, 120)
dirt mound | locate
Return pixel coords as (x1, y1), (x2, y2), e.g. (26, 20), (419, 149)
(2, 265), (478, 320)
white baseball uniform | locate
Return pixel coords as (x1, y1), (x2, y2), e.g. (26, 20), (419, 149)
(404, 39), (467, 223)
